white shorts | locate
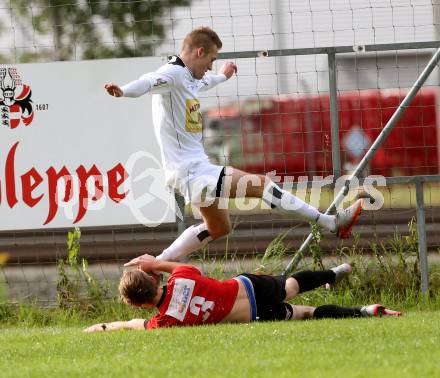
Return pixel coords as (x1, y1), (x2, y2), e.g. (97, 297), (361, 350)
(165, 160), (228, 207)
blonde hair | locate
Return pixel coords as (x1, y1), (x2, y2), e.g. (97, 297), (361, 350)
(119, 270), (157, 306)
(182, 26), (222, 53)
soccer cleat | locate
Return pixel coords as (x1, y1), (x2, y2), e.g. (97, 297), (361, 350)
(335, 199), (363, 239)
(361, 304), (402, 317)
(331, 263), (353, 283)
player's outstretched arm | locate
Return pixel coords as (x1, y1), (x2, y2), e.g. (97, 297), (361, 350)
(83, 319), (145, 333)
(104, 83), (123, 97)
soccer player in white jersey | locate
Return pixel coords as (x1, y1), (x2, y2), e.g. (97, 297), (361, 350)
(104, 27), (364, 262)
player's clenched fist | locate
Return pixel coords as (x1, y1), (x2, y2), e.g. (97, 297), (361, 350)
(104, 83), (123, 97)
(219, 62), (237, 79)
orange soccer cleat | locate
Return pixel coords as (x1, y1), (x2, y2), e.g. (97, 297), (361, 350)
(361, 304), (402, 317)
(335, 199), (364, 239)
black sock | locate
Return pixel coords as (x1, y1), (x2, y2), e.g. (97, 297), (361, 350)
(313, 305), (363, 319)
(291, 270), (336, 293)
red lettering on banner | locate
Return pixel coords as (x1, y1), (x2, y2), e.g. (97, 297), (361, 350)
(1, 142), (131, 225)
(75, 165), (104, 223)
(45, 166), (73, 225)
(21, 167), (44, 207)
(107, 163), (129, 203)
(6, 141), (18, 208)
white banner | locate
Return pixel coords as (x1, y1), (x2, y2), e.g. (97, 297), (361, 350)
(0, 58), (176, 231)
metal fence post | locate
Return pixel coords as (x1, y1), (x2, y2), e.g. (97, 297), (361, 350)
(328, 51), (342, 179)
(284, 47), (440, 276)
(415, 179), (429, 294)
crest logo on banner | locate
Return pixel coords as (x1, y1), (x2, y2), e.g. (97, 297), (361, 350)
(0, 67), (34, 129)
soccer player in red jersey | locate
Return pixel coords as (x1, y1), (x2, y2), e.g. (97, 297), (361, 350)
(84, 255), (400, 332)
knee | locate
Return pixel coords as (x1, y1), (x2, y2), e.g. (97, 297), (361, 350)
(207, 221), (231, 240)
(284, 277), (300, 301)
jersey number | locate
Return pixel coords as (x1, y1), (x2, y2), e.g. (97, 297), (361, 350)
(190, 296), (214, 321)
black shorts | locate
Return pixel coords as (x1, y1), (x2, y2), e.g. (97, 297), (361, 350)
(237, 273), (293, 321)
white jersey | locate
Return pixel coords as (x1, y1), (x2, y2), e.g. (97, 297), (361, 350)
(121, 56), (227, 177)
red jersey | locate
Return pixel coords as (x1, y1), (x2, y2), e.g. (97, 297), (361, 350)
(146, 266), (239, 329)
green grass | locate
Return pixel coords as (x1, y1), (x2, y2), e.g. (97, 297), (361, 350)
(1, 311), (439, 378)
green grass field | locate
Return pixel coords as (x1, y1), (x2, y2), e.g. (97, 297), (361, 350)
(1, 311), (439, 378)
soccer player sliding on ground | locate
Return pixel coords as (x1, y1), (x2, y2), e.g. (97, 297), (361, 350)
(84, 255), (401, 332)
(104, 26), (364, 263)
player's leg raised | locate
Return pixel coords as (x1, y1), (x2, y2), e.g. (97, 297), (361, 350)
(226, 167), (363, 238)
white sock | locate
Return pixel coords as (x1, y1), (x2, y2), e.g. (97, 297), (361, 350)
(331, 263), (352, 276)
(156, 224), (212, 261)
(262, 182), (336, 232)
(331, 263), (352, 281)
(317, 214), (337, 232)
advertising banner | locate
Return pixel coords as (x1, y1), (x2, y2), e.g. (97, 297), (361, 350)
(0, 57), (176, 231)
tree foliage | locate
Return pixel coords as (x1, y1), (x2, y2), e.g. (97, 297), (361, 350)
(9, 0), (191, 62)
